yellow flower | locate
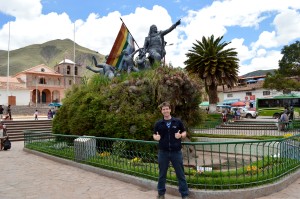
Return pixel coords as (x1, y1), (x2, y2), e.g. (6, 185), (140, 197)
(246, 165), (258, 174)
(131, 157), (142, 163)
(283, 133), (293, 138)
(99, 151), (110, 157)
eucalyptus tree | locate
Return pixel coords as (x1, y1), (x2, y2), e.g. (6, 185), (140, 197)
(184, 35), (239, 112)
(264, 40), (300, 92)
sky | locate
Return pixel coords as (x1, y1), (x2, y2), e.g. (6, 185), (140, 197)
(0, 0), (300, 76)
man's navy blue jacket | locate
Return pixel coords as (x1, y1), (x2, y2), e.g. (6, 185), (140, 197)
(154, 117), (186, 151)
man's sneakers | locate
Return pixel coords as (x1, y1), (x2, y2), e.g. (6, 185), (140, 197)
(157, 194), (189, 199)
(156, 195), (165, 199)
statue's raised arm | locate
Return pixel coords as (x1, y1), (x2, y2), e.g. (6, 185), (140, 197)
(143, 19), (181, 65)
(161, 19), (181, 36)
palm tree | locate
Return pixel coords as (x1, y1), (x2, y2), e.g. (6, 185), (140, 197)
(184, 35), (239, 112)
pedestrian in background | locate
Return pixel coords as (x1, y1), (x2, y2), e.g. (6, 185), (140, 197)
(7, 105), (12, 120)
(0, 105), (4, 121)
(221, 110), (227, 124)
(47, 109), (53, 119)
(51, 108), (56, 118)
(280, 110), (289, 131)
(34, 110), (39, 120)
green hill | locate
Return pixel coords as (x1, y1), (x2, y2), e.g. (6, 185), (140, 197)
(0, 39), (105, 76)
(241, 69), (276, 77)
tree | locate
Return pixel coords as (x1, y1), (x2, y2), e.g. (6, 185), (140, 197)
(278, 41), (300, 76)
(264, 40), (300, 92)
(184, 35), (239, 112)
(52, 67), (204, 140)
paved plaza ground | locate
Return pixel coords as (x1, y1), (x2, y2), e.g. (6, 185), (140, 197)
(0, 142), (181, 199)
(0, 141), (299, 199)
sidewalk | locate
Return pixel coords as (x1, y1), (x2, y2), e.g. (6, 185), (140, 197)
(0, 142), (180, 199)
(0, 142), (299, 199)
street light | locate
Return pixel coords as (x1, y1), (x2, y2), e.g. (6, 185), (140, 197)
(35, 76), (38, 107)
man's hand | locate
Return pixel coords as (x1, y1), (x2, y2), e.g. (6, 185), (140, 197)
(153, 132), (161, 141)
(175, 19), (181, 26)
(175, 130), (181, 139)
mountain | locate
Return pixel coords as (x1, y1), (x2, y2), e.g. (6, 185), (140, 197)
(0, 39), (105, 76)
(0, 39), (278, 78)
(241, 69), (276, 77)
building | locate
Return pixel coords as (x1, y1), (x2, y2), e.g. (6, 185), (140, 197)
(0, 76), (31, 105)
(54, 59), (82, 89)
(217, 75), (300, 107)
(0, 59), (83, 106)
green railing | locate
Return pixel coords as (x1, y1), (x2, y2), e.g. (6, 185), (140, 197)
(191, 120), (300, 137)
(23, 130), (300, 190)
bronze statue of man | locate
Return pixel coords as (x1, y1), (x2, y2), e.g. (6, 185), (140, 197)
(143, 19), (181, 65)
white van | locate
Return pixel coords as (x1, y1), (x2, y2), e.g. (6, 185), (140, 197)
(231, 107), (258, 118)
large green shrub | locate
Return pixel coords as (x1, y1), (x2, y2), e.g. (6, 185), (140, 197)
(52, 67), (204, 140)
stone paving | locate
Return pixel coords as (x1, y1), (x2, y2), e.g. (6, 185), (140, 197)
(0, 142), (180, 199)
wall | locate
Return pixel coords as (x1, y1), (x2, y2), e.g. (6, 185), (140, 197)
(221, 88), (300, 103)
(0, 89), (31, 106)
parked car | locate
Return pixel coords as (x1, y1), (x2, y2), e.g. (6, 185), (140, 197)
(231, 107), (258, 118)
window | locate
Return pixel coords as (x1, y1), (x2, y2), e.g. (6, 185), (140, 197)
(67, 65), (70, 75)
(69, 80), (72, 85)
(39, 77), (46, 84)
(41, 68), (45, 72)
(75, 66), (78, 75)
(263, 91), (270, 96)
(246, 92), (252, 96)
(227, 93), (233, 97)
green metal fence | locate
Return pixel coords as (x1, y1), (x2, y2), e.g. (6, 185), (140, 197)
(23, 130), (300, 190)
(191, 120), (300, 136)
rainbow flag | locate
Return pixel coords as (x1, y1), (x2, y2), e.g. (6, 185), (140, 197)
(106, 23), (135, 68)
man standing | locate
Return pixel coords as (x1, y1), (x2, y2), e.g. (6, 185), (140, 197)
(0, 105), (3, 120)
(153, 102), (189, 199)
(7, 105), (11, 120)
(34, 110), (39, 120)
(280, 110), (289, 131)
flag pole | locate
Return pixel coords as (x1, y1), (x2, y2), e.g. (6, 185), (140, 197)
(7, 22), (10, 105)
(73, 22), (76, 84)
(120, 18), (140, 49)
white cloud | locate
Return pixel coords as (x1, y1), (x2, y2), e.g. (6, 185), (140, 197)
(0, 0), (300, 76)
(239, 50), (283, 75)
(274, 9), (300, 44)
(0, 0), (42, 19)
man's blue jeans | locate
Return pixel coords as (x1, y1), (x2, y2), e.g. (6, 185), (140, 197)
(157, 150), (189, 197)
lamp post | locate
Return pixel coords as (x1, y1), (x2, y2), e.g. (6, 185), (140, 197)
(36, 76), (38, 107)
(7, 22), (10, 105)
(73, 22), (76, 84)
